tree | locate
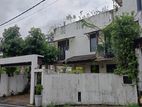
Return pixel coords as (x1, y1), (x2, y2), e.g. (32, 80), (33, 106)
(1, 25), (24, 76)
(23, 27), (58, 64)
(104, 14), (141, 79)
(1, 25), (24, 57)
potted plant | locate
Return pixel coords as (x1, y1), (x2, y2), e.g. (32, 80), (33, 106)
(35, 84), (43, 107)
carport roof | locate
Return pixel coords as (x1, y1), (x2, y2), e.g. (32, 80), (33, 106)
(0, 54), (43, 66)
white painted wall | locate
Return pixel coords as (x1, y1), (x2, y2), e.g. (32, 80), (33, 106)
(53, 0), (138, 60)
(54, 11), (113, 59)
(136, 48), (142, 91)
(42, 73), (137, 106)
(116, 0), (137, 16)
(0, 74), (28, 97)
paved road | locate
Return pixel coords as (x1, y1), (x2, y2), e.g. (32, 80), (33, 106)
(0, 104), (26, 107)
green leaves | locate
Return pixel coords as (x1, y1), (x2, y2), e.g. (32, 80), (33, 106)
(2, 25), (24, 57)
(104, 14), (140, 79)
(1, 26), (59, 64)
(35, 84), (43, 95)
(23, 27), (58, 64)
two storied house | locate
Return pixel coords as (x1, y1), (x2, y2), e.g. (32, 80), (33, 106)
(52, 11), (116, 73)
(51, 0), (138, 73)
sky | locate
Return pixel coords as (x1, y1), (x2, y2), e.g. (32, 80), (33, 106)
(0, 0), (113, 37)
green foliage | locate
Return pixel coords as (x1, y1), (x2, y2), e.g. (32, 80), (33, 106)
(1, 26), (58, 74)
(5, 67), (19, 76)
(35, 84), (43, 95)
(42, 44), (59, 64)
(0, 67), (6, 74)
(1, 25), (24, 57)
(23, 27), (46, 55)
(97, 44), (105, 56)
(62, 104), (70, 107)
(23, 27), (58, 64)
(127, 103), (139, 107)
(103, 24), (114, 56)
(104, 14), (140, 79)
(70, 67), (84, 74)
(1, 26), (58, 64)
(47, 103), (55, 107)
(14, 67), (21, 75)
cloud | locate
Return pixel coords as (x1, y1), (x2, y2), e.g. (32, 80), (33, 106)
(0, 0), (113, 37)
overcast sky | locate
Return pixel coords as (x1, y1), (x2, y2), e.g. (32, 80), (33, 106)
(0, 0), (113, 37)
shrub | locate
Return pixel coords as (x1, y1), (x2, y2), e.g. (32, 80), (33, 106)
(127, 103), (139, 107)
(35, 84), (43, 95)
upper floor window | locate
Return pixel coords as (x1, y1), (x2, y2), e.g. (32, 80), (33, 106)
(90, 31), (98, 52)
(137, 0), (142, 11)
(58, 39), (69, 60)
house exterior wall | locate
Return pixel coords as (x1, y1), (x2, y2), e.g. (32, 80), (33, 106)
(136, 48), (142, 91)
(42, 73), (137, 106)
(56, 60), (116, 73)
(54, 11), (113, 59)
(0, 74), (28, 97)
(116, 0), (137, 15)
(53, 0), (138, 61)
(70, 61), (116, 73)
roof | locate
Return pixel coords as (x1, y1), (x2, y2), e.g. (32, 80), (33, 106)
(0, 54), (44, 67)
(95, 57), (115, 62)
(66, 54), (96, 63)
(53, 36), (75, 42)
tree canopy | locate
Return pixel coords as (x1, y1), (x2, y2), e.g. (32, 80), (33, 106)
(1, 26), (58, 64)
(1, 25), (24, 57)
(23, 27), (58, 64)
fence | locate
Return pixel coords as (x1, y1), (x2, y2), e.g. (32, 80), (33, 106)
(0, 74), (28, 97)
(42, 73), (137, 106)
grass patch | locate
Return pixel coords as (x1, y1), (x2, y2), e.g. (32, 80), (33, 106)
(127, 103), (139, 107)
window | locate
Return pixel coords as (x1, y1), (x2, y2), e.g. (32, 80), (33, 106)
(90, 32), (98, 52)
(106, 64), (116, 73)
(123, 76), (132, 84)
(137, 0), (142, 11)
(58, 39), (69, 60)
(91, 65), (99, 73)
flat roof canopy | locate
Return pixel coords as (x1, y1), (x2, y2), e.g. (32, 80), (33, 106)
(0, 54), (44, 67)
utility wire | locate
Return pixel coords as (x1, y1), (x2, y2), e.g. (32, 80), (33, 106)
(0, 0), (46, 27)
(0, 0), (60, 28)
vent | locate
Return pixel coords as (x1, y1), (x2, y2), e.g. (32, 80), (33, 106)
(78, 92), (81, 102)
(123, 76), (132, 84)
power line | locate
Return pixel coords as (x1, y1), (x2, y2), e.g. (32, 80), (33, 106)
(0, 0), (46, 27)
(0, 0), (60, 28)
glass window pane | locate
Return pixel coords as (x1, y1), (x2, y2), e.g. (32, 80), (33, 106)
(90, 33), (97, 52)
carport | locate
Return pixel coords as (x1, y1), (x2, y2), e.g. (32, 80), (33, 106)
(0, 54), (44, 105)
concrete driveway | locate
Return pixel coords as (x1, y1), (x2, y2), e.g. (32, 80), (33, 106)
(0, 94), (29, 106)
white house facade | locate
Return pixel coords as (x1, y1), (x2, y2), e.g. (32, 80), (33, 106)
(51, 0), (138, 74)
